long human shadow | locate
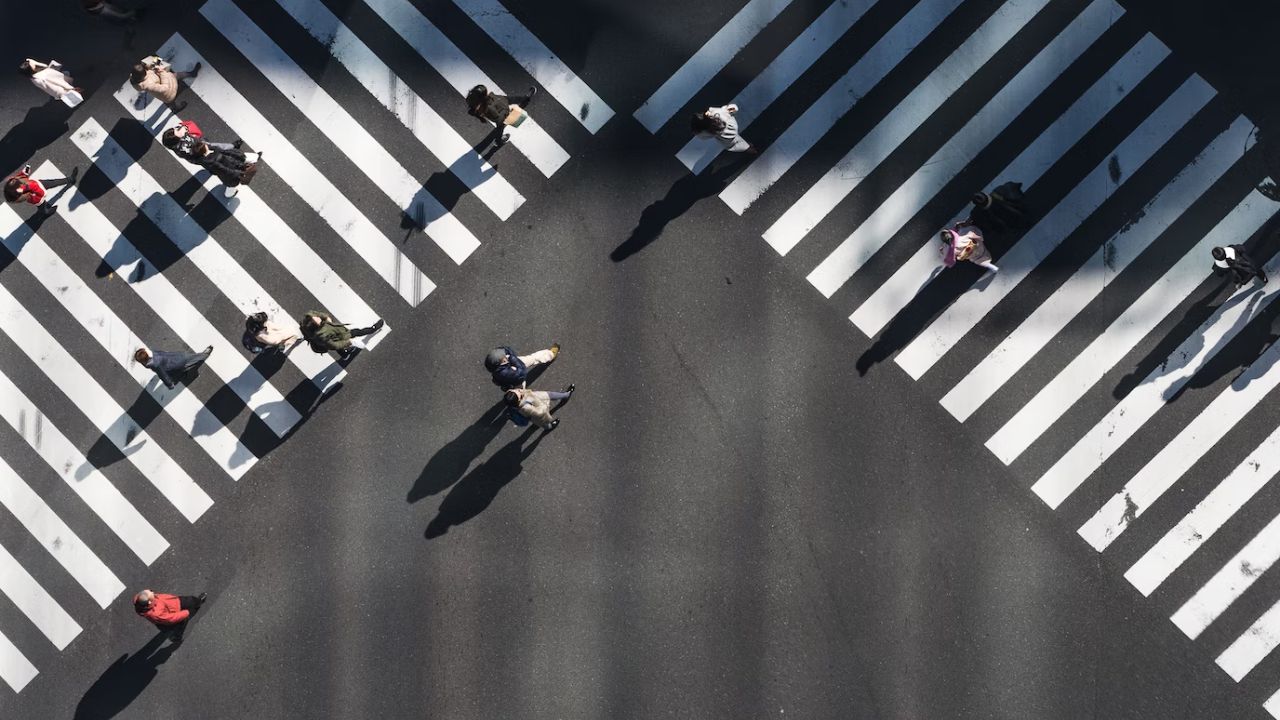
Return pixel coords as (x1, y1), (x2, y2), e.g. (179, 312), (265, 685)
(424, 427), (546, 539)
(398, 155), (495, 239)
(407, 400), (508, 502)
(0, 100), (72, 175)
(73, 629), (179, 720)
(1178, 289), (1280, 395)
(610, 157), (746, 262)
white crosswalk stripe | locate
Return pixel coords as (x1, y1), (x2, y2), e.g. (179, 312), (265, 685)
(641, 0), (1280, 715)
(363, 0), (570, 177)
(202, 0), (482, 264)
(451, 0), (615, 134)
(675, 0), (874, 175)
(0, 0), (597, 691)
(636, 0), (795, 134)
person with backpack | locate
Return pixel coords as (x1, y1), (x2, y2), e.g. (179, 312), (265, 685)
(130, 55), (200, 112)
(134, 345), (213, 389)
(690, 103), (757, 155)
(465, 83), (537, 147)
(505, 384), (575, 430)
(484, 343), (560, 389)
(1212, 245), (1268, 288)
(242, 312), (299, 355)
(299, 310), (383, 362)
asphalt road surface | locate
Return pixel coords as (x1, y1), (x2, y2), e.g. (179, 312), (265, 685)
(2, 1), (1280, 718)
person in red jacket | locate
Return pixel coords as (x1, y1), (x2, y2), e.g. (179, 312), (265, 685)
(4, 165), (78, 216)
(133, 589), (206, 642)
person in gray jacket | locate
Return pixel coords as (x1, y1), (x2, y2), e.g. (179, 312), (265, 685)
(134, 345), (212, 389)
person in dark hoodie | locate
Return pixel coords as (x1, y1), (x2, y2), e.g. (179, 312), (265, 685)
(465, 83), (537, 147)
(1211, 245), (1268, 288)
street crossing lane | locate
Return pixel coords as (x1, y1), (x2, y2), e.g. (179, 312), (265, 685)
(676, 0), (874, 175)
(635, 0), (794, 134)
(202, 0), (482, 265)
(719, 0), (965, 215)
(893, 74), (1217, 380)
(362, 0), (570, 177)
(850, 32), (1170, 336)
(944, 116), (1253, 424)
(111, 89), (390, 354)
(71, 118), (347, 402)
(151, 33), (436, 306)
(53, 181), (261, 479)
(0, 543), (80, 652)
(769, 0), (1060, 259)
(271, 0), (525, 221)
(450, 0), (615, 134)
(799, 0), (1115, 288)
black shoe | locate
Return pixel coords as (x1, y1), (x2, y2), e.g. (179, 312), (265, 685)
(548, 419), (560, 430)
(40, 204), (57, 216)
(369, 319), (385, 333)
(525, 85), (537, 105)
(232, 139), (243, 149)
(339, 347), (359, 362)
(495, 133), (510, 147)
(69, 167), (80, 185)
(565, 384), (575, 394)
(1261, 273), (1270, 286)
(196, 592), (207, 607)
(192, 62), (202, 77)
(203, 345), (213, 355)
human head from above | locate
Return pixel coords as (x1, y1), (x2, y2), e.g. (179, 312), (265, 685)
(3, 178), (23, 202)
(129, 63), (148, 85)
(504, 389), (522, 407)
(133, 589), (154, 611)
(133, 348), (151, 364)
(1211, 246), (1227, 262)
(18, 60), (36, 77)
(689, 110), (725, 134)
(484, 347), (509, 370)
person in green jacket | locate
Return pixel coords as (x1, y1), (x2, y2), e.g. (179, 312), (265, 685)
(299, 310), (383, 361)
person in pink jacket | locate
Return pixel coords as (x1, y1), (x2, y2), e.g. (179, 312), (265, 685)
(940, 221), (999, 274)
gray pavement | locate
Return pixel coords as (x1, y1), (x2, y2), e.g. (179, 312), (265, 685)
(2, 1), (1279, 719)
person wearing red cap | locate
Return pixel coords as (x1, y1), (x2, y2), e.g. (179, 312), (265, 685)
(133, 589), (206, 642)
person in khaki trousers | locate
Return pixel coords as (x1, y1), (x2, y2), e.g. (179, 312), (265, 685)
(505, 385), (575, 430)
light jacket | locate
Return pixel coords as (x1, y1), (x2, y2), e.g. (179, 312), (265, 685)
(27, 59), (75, 99)
(132, 65), (180, 103)
(508, 389), (554, 429)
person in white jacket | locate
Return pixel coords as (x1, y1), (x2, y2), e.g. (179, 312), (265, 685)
(19, 59), (82, 106)
(690, 103), (757, 154)
(505, 385), (575, 430)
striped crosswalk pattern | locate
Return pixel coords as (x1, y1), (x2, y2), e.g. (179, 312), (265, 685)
(0, 0), (607, 694)
(638, 0), (1280, 715)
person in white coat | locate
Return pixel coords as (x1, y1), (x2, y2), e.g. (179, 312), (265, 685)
(505, 385), (574, 430)
(19, 59), (83, 106)
(690, 103), (757, 154)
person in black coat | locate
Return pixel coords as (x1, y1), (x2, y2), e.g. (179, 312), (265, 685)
(1212, 245), (1268, 288)
(484, 343), (559, 389)
(134, 346), (213, 389)
(465, 84), (537, 148)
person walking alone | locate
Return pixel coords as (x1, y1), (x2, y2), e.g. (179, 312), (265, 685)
(505, 384), (575, 430)
(465, 84), (537, 148)
(690, 103), (757, 155)
(1212, 245), (1268, 288)
(133, 589), (206, 643)
(484, 343), (560, 389)
(130, 55), (200, 111)
(940, 220), (999, 275)
(134, 345), (212, 389)
(299, 311), (383, 362)
(19, 59), (83, 107)
(4, 165), (78, 215)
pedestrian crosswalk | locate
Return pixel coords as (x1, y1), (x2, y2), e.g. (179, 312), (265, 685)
(0, 0), (610, 694)
(637, 0), (1280, 715)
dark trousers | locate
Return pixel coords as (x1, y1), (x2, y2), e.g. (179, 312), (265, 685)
(348, 325), (379, 338)
(546, 391), (570, 401)
(159, 596), (202, 642)
(40, 177), (73, 190)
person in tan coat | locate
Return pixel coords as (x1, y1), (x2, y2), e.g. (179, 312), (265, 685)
(130, 56), (200, 110)
(505, 384), (574, 430)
